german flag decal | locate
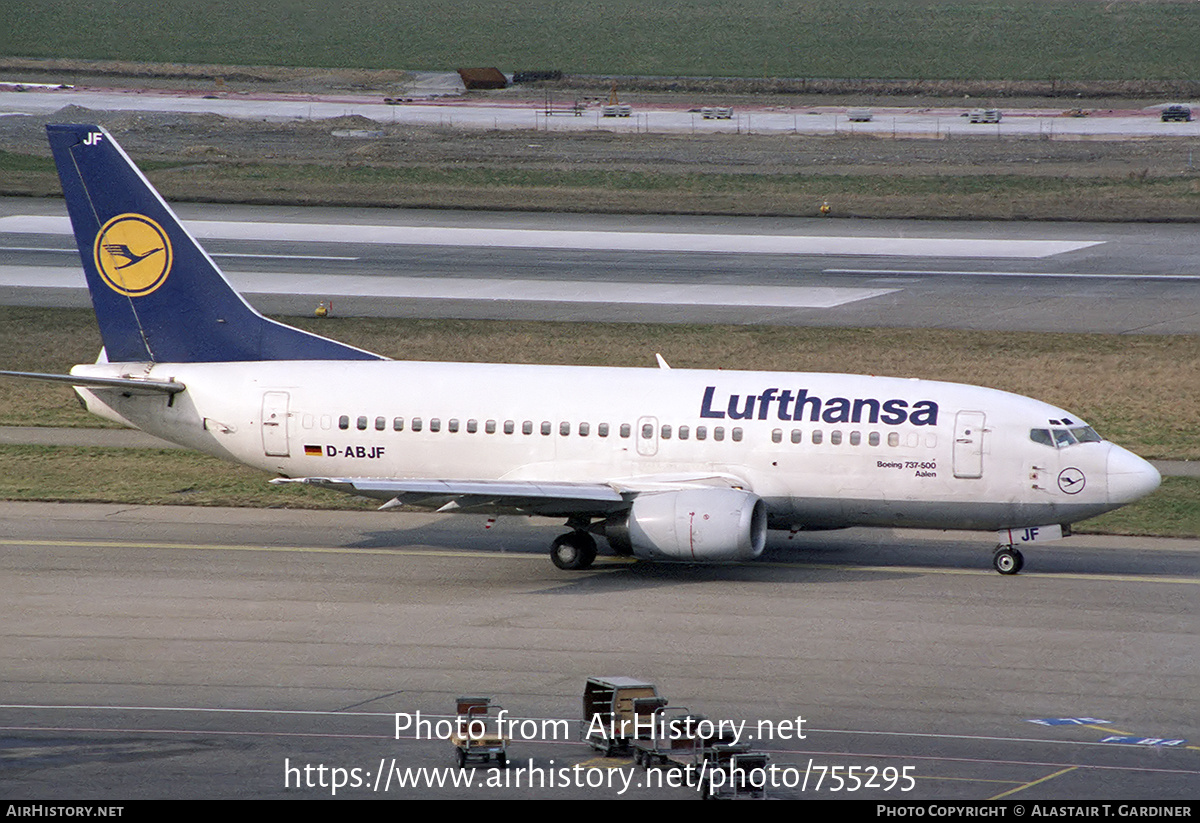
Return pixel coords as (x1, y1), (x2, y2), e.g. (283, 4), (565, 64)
(304, 445), (323, 456)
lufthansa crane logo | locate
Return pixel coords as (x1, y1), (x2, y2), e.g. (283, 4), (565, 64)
(93, 214), (172, 297)
(1057, 467), (1086, 495)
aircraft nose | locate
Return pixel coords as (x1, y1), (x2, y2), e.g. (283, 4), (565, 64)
(1107, 445), (1161, 504)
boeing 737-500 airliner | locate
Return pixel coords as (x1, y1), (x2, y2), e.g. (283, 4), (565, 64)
(1, 125), (1162, 574)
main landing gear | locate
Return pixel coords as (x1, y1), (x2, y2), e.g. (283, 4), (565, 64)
(550, 530), (597, 570)
(992, 546), (1025, 575)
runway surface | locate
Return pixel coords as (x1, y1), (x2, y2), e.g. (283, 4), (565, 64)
(3, 199), (1199, 333)
(1, 502), (1196, 800)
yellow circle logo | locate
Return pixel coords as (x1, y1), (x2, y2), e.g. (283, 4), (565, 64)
(93, 214), (172, 297)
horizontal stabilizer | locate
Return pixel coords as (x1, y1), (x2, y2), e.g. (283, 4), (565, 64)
(0, 369), (185, 395)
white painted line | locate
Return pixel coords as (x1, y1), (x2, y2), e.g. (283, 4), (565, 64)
(0, 245), (356, 262)
(0, 215), (1103, 259)
(826, 268), (1200, 281)
(213, 253), (358, 261)
(0, 266), (895, 308)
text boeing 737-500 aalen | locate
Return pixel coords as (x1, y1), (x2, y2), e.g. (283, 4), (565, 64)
(1, 125), (1162, 575)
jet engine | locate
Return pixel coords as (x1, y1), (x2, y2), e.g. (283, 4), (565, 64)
(606, 488), (767, 561)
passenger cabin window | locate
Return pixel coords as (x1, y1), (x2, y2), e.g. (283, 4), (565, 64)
(375, 416), (386, 431)
(732, 428), (743, 442)
(579, 422), (590, 437)
(339, 415), (349, 430)
(771, 429), (783, 444)
(696, 426), (707, 441)
(467, 419), (478, 434)
(485, 420), (496, 434)
(830, 430), (842, 445)
(888, 432), (899, 447)
(791, 429), (802, 444)
(393, 417), (404, 431)
(357, 416), (368, 431)
(812, 430), (823, 444)
(661, 425), (672, 440)
(620, 424), (631, 438)
(560, 422), (570, 436)
(448, 419), (459, 433)
(849, 431), (861, 446)
(869, 432), (880, 446)
(541, 421), (552, 436)
(598, 423), (609, 438)
(412, 417), (423, 432)
(678, 425), (689, 441)
(503, 420), (514, 435)
(430, 418), (441, 432)
(522, 421), (533, 435)
(714, 427), (725, 442)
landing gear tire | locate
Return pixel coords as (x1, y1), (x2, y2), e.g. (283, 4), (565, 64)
(993, 547), (1024, 575)
(551, 531), (597, 570)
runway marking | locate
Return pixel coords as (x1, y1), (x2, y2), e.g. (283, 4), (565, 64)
(0, 724), (389, 741)
(1085, 723), (1135, 736)
(808, 726), (1200, 754)
(0, 246), (357, 261)
(0, 215), (1103, 258)
(825, 267), (1200, 281)
(0, 266), (896, 309)
(766, 559), (1199, 585)
(988, 766), (1078, 800)
(213, 253), (359, 261)
(7, 704), (1200, 764)
(0, 537), (544, 560)
(2, 539), (1195, 583)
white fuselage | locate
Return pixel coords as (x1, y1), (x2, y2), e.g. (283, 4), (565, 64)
(71, 359), (1158, 532)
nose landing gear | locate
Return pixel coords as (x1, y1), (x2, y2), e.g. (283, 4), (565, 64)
(992, 546), (1025, 575)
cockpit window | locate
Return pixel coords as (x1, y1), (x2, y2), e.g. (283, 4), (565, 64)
(1031, 426), (1103, 448)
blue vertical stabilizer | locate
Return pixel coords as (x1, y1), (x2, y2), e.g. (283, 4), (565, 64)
(46, 124), (384, 363)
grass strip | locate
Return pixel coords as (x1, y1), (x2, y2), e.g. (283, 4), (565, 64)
(4, 155), (1199, 221)
(8, 0), (1199, 81)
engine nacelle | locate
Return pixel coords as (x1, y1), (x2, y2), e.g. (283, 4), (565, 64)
(607, 488), (767, 561)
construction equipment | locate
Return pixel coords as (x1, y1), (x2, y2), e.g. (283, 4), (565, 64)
(601, 82), (632, 117)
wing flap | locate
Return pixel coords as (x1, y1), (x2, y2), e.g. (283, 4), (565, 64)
(271, 477), (629, 517)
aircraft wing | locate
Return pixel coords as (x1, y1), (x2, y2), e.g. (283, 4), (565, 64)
(271, 473), (751, 517)
(272, 477), (630, 517)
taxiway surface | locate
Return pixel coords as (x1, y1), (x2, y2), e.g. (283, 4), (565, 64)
(2, 502), (1197, 799)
